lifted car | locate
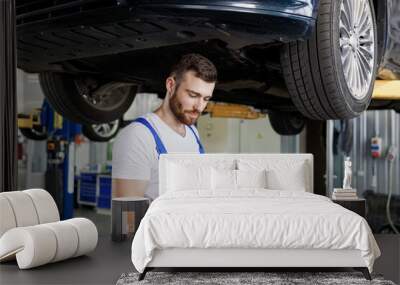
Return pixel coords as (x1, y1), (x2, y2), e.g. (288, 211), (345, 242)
(16, 0), (400, 135)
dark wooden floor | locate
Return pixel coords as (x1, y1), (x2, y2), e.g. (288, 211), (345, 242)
(0, 235), (133, 285)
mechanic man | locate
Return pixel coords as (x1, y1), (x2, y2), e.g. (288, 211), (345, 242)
(112, 54), (217, 200)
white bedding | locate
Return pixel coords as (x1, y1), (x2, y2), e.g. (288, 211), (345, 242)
(131, 190), (380, 273)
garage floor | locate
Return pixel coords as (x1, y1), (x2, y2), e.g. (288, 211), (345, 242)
(74, 206), (112, 236)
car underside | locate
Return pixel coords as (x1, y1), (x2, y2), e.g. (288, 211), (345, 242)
(15, 0), (400, 133)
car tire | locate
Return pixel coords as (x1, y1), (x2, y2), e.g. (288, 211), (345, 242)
(281, 0), (378, 120)
(82, 119), (121, 142)
(39, 72), (137, 125)
(269, 111), (305, 135)
(19, 126), (47, 141)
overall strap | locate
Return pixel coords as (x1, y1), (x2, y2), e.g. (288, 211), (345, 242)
(133, 117), (167, 157)
(188, 125), (205, 154)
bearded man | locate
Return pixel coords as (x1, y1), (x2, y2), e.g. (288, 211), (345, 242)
(112, 54), (217, 199)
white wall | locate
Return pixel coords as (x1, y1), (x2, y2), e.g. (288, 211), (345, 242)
(17, 70), (47, 189)
(123, 93), (162, 120)
(75, 142), (90, 172)
(16, 69), (25, 113)
(239, 116), (281, 153)
(197, 115), (281, 154)
(17, 69), (44, 113)
(197, 115), (240, 153)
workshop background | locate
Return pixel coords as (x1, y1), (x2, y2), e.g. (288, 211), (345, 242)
(16, 69), (400, 204)
(2, 0), (400, 284)
(13, 68), (400, 283)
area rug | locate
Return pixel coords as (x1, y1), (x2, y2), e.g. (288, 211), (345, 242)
(116, 271), (396, 285)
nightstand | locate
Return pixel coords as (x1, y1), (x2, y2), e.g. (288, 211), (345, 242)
(332, 198), (366, 218)
(111, 197), (150, 242)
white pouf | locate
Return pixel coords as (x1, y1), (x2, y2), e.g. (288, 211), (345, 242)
(65, 218), (98, 257)
(0, 191), (39, 227)
(0, 189), (98, 269)
(23, 189), (60, 223)
(0, 225), (57, 269)
(42, 221), (79, 262)
(0, 196), (17, 237)
(0, 219), (98, 269)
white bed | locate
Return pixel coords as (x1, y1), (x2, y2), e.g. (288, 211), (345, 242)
(131, 154), (380, 280)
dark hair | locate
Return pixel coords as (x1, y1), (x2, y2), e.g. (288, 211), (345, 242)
(169, 53), (217, 85)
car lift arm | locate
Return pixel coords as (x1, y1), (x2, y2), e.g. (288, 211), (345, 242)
(372, 80), (400, 100)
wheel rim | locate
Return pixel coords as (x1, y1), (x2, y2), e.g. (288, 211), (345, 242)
(75, 79), (134, 111)
(32, 126), (47, 137)
(91, 120), (120, 138)
(339, 0), (375, 100)
(289, 114), (304, 129)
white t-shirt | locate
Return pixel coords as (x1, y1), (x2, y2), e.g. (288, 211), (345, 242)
(112, 113), (203, 200)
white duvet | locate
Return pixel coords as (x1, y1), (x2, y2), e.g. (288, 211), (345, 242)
(131, 190), (380, 273)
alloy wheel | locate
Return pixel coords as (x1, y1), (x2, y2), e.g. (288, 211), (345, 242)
(339, 0), (375, 100)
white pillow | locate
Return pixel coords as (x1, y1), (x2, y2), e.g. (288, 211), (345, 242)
(167, 163), (212, 191)
(237, 159), (308, 192)
(266, 165), (307, 191)
(211, 168), (237, 190)
(236, 169), (267, 189)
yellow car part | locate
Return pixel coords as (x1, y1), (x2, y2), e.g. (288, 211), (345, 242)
(205, 102), (265, 119)
(18, 109), (63, 130)
(17, 109), (41, 129)
(372, 80), (400, 100)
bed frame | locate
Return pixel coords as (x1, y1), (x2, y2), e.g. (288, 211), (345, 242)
(139, 249), (371, 280)
(138, 154), (372, 281)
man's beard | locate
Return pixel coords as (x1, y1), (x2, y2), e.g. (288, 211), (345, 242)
(169, 91), (200, 125)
